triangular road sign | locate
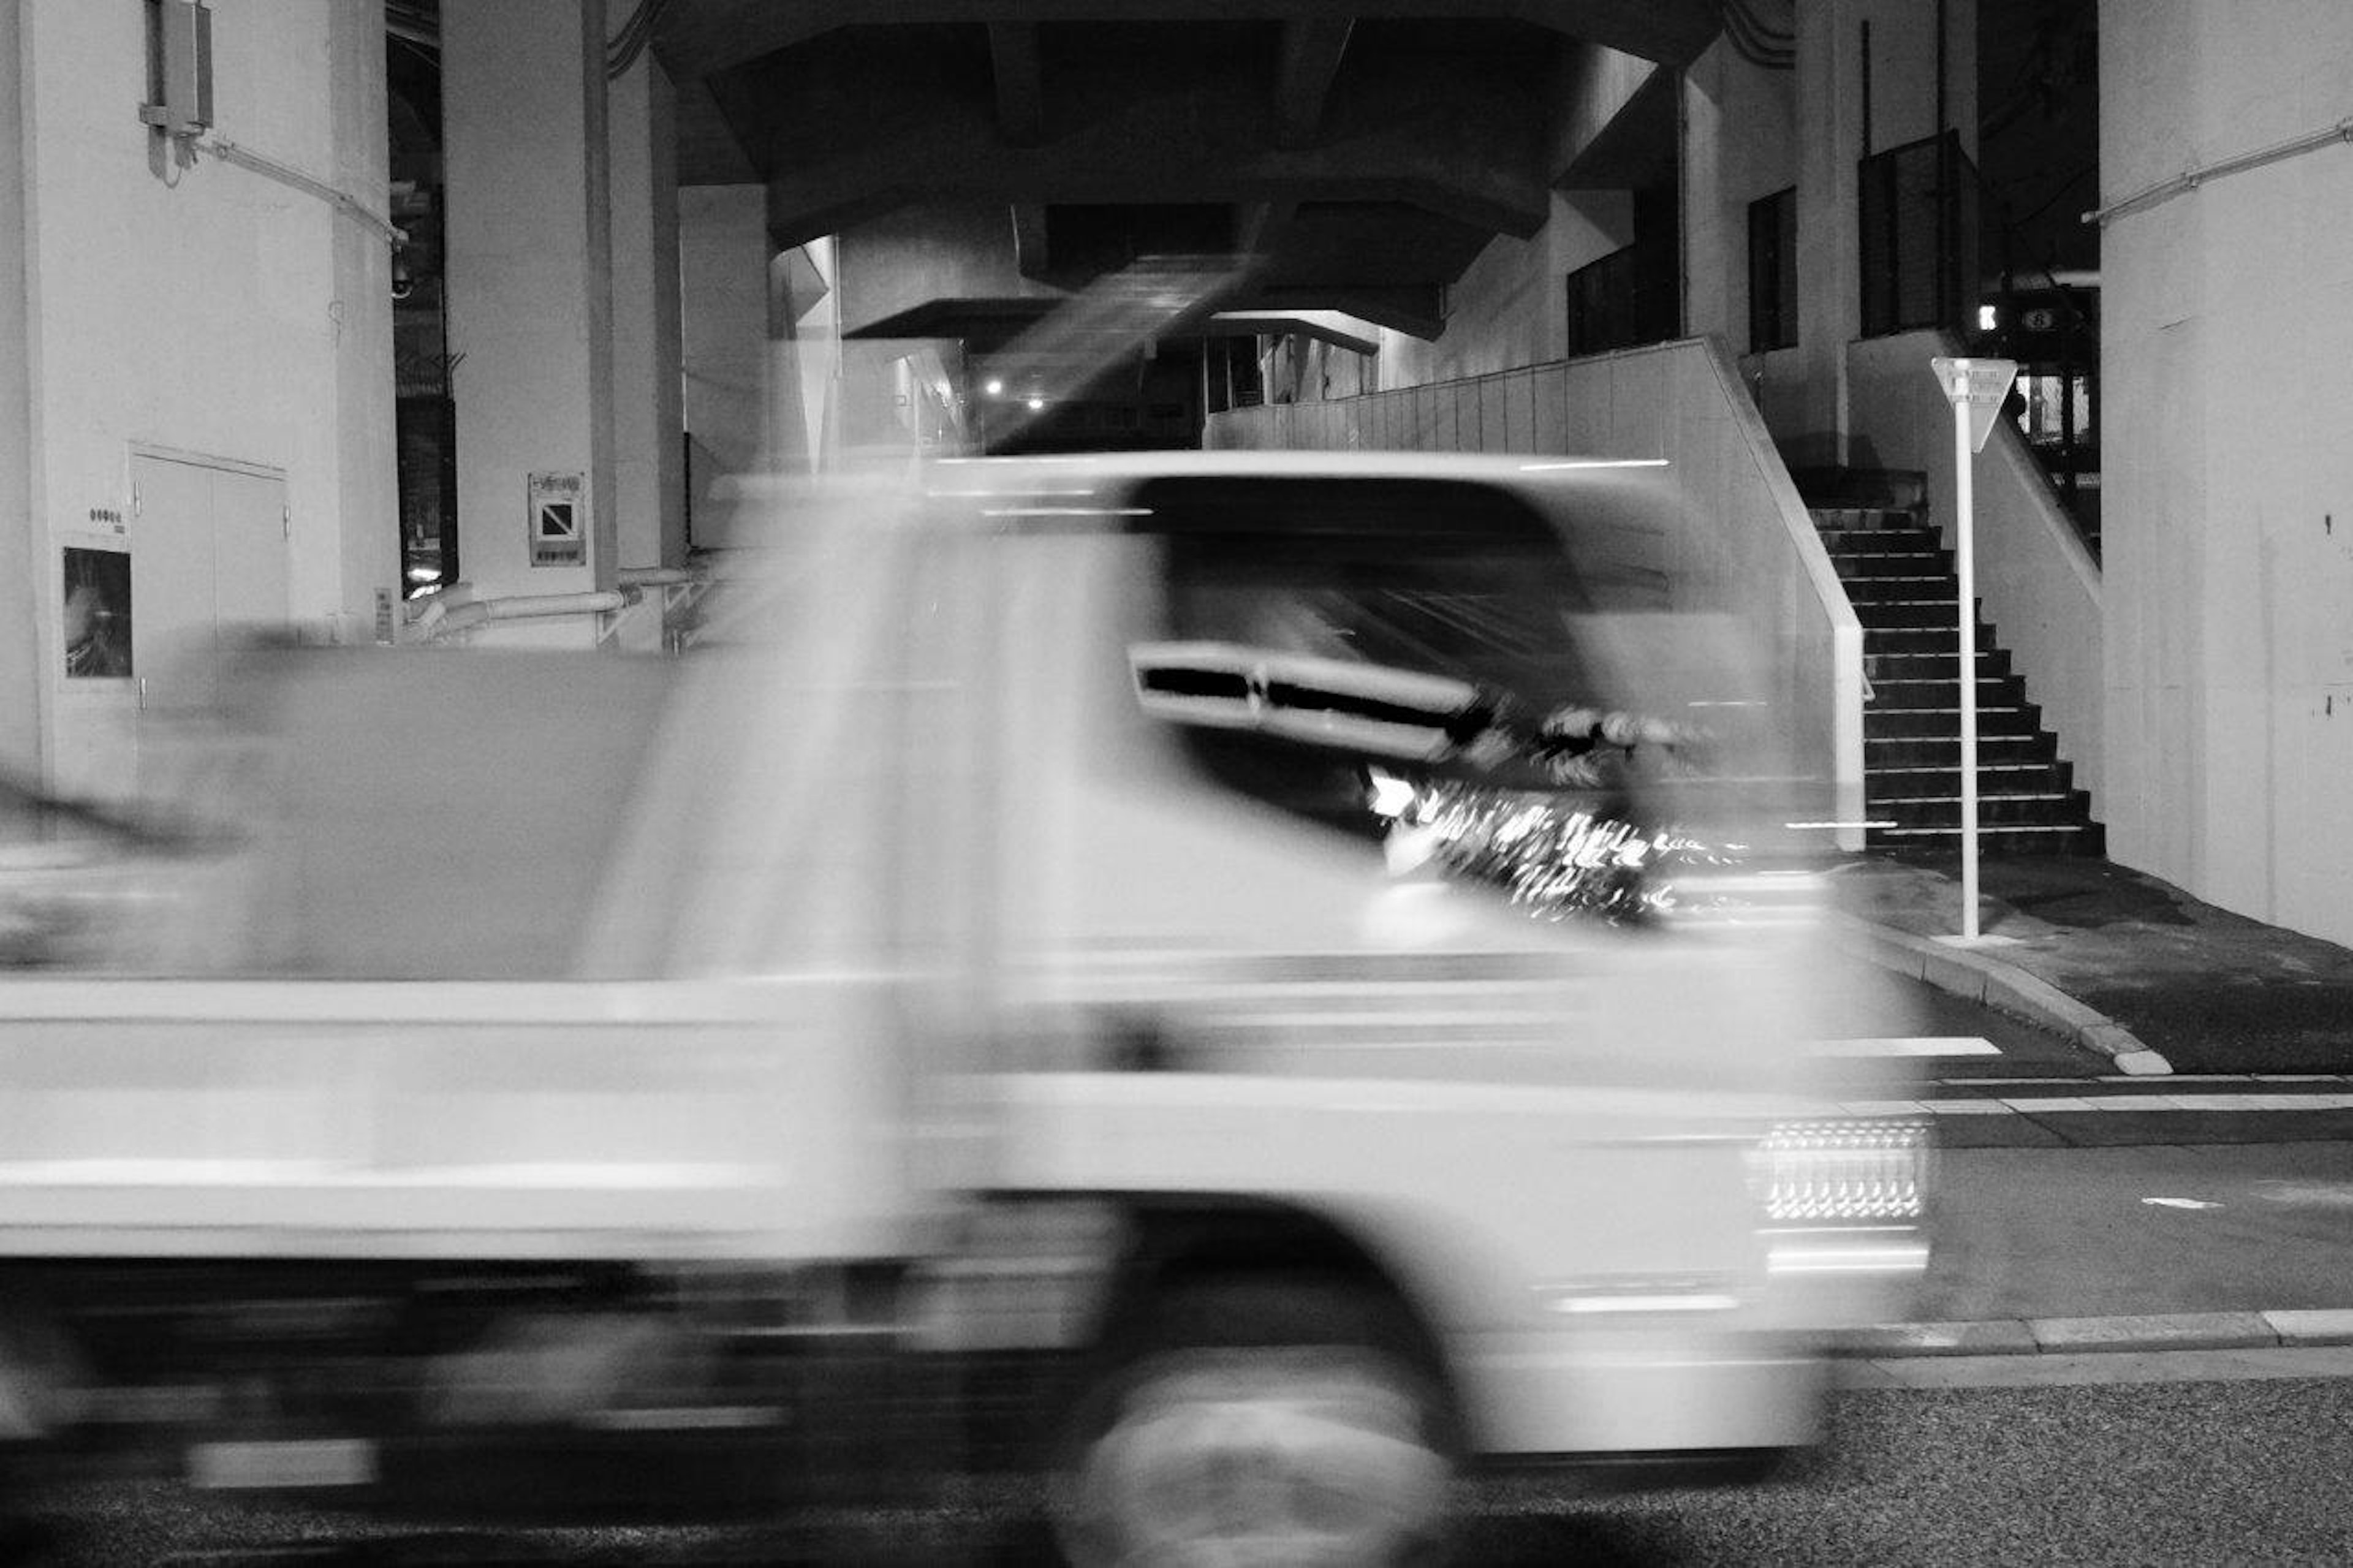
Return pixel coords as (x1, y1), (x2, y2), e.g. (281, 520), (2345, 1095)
(1930, 356), (2018, 452)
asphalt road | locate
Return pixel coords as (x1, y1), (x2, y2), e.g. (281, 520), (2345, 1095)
(11, 1368), (2353, 1566)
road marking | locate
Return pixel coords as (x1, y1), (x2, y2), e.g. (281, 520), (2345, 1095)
(1814, 1036), (1998, 1057)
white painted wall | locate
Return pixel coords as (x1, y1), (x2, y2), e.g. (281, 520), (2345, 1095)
(11, 0), (396, 795)
(1846, 330), (2105, 812)
(0, 0), (39, 781)
(2101, 0), (2353, 944)
(1208, 339), (1868, 849)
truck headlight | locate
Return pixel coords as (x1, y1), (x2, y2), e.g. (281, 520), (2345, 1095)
(1752, 1119), (1930, 1225)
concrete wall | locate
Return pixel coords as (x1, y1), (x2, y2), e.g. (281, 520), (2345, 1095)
(1683, 37), (1796, 352)
(1208, 339), (1868, 847)
(1846, 330), (2105, 810)
(1374, 192), (1632, 388)
(679, 184), (771, 518)
(2101, 0), (2353, 944)
(12, 0), (395, 793)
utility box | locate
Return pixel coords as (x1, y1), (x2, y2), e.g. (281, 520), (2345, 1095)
(141, 0), (214, 138)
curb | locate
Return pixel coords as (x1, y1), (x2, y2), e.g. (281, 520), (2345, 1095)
(1834, 1308), (2353, 1358)
(1831, 913), (2173, 1076)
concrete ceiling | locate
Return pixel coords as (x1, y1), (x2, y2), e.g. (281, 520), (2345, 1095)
(653, 2), (1718, 343)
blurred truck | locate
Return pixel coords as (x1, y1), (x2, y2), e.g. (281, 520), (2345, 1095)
(0, 453), (1927, 1564)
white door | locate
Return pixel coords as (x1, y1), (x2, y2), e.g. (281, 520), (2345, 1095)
(127, 453), (290, 799)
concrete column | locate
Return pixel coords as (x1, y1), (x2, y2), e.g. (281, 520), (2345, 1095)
(607, 51), (683, 578)
(1790, 0), (1866, 468)
(329, 0), (399, 643)
(678, 184), (770, 536)
(2102, 0), (2353, 944)
(0, 1), (39, 776)
(442, 0), (616, 642)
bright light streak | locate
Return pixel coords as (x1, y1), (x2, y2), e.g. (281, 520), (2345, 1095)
(2142, 1197), (2223, 1210)
(1784, 820), (1898, 831)
(1545, 1293), (1742, 1316)
(1515, 458), (1672, 471)
(980, 507), (1154, 518)
(1765, 1242), (1931, 1275)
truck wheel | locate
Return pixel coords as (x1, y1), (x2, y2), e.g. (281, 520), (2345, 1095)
(1047, 1274), (1457, 1567)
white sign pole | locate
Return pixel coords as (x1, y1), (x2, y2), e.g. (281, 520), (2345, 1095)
(1951, 387), (1980, 939)
(1929, 357), (2017, 944)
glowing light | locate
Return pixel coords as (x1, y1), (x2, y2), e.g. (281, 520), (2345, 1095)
(1026, 396), (1047, 412)
(983, 378), (1004, 396)
(1368, 772), (1419, 818)
(1977, 304), (1999, 331)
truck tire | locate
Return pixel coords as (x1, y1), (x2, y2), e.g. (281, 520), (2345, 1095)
(1047, 1273), (1457, 1567)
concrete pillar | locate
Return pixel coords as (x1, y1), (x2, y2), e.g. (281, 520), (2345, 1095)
(442, 0), (616, 642)
(607, 50), (683, 577)
(328, 0), (400, 645)
(678, 184), (770, 534)
(1789, 0), (1867, 468)
(2101, 0), (2353, 944)
(0, 1), (38, 778)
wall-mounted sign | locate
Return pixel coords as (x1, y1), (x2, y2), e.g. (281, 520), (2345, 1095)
(528, 471), (588, 568)
(63, 547), (133, 679)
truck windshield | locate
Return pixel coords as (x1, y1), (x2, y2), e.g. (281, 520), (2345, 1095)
(1132, 475), (1722, 923)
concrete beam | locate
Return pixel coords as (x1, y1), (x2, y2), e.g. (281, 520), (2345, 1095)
(1549, 41), (1664, 187)
(1242, 283), (1442, 338)
(760, 61), (1548, 247)
(987, 22), (1047, 146)
(1274, 18), (1354, 148)
(656, 0), (1718, 83)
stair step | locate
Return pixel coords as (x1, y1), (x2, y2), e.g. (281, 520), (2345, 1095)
(1865, 627), (1999, 654)
(1866, 735), (2059, 767)
(1868, 761), (2075, 793)
(1874, 822), (2105, 856)
(1842, 577), (1958, 599)
(1854, 602), (1993, 629)
(1832, 550), (1950, 578)
(1871, 649), (2011, 672)
(1807, 523), (1939, 546)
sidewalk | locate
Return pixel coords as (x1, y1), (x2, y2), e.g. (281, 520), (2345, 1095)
(1823, 850), (2353, 1360)
(1825, 852), (2353, 1076)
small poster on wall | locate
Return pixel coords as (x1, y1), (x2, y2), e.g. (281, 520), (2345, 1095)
(528, 471), (588, 568)
(62, 547), (132, 679)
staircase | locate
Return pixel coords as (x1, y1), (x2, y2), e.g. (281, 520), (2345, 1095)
(1800, 472), (2104, 857)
